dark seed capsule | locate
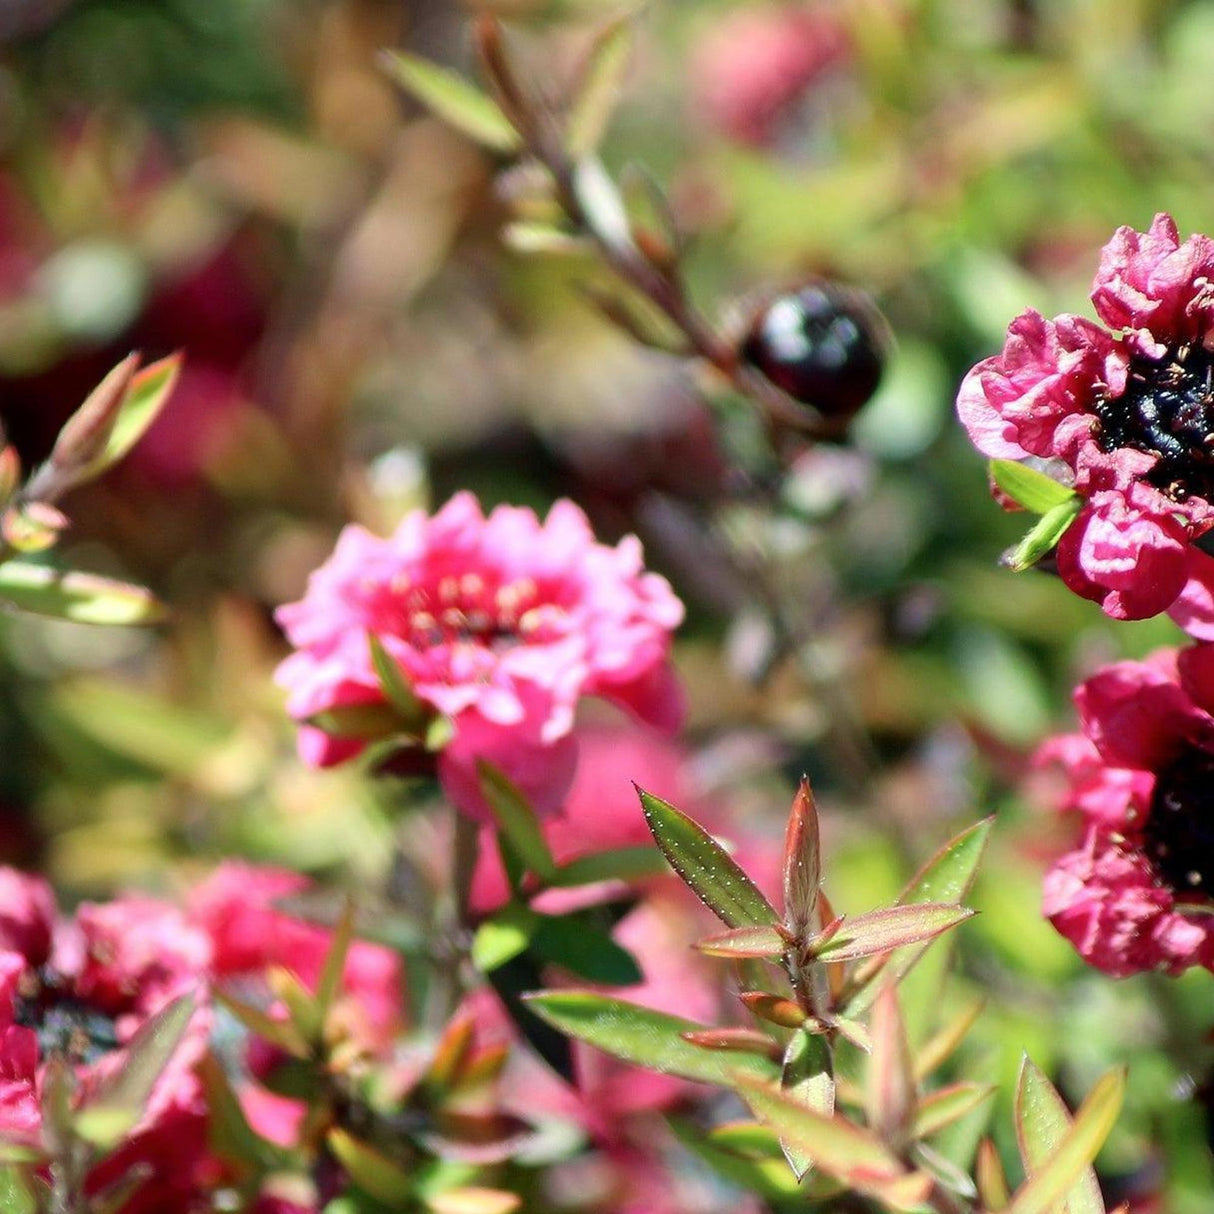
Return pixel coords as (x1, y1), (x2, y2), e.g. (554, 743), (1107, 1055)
(741, 283), (887, 420)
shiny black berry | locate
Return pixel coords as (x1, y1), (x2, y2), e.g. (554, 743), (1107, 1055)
(741, 283), (886, 421)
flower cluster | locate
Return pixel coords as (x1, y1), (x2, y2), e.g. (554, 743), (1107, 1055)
(275, 492), (685, 818)
(1036, 650), (1214, 975)
(958, 214), (1214, 633)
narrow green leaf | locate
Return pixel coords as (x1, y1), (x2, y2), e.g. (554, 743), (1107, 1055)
(308, 701), (408, 739)
(566, 19), (633, 158)
(867, 984), (915, 1146)
(1007, 1068), (1125, 1214)
(76, 994), (196, 1148)
(381, 51), (521, 153)
(696, 924), (788, 959)
(915, 998), (985, 1079)
(812, 903), (973, 964)
(327, 1128), (413, 1204)
(0, 562), (166, 625)
(197, 1054), (292, 1172)
(638, 788), (778, 929)
(478, 762), (557, 882)
(214, 988), (310, 1059)
(314, 898), (355, 1025)
(471, 905), (539, 973)
(367, 634), (429, 729)
(1005, 497), (1083, 572)
(268, 967), (322, 1044)
(524, 991), (779, 1086)
(100, 354), (182, 470)
(668, 1119), (803, 1199)
(1014, 1059), (1106, 1214)
(779, 1027), (833, 1179)
(912, 1082), (997, 1140)
(989, 459), (1076, 514)
(0, 1167), (36, 1214)
(530, 914), (643, 985)
(977, 1137), (1011, 1211)
(549, 845), (667, 887)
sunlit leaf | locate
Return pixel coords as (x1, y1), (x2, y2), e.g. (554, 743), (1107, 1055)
(866, 985), (915, 1147)
(214, 988), (310, 1059)
(1007, 1068), (1125, 1214)
(100, 354), (183, 470)
(668, 1119), (803, 1199)
(913, 1082), (997, 1140)
(327, 1128), (413, 1204)
(696, 924), (788, 958)
(989, 459), (1076, 514)
(740, 991), (806, 1029)
(1014, 1059), (1106, 1214)
(779, 1027), (833, 1179)
(197, 1055), (292, 1173)
(812, 903), (973, 963)
(471, 905), (539, 973)
(976, 1137), (1011, 1211)
(566, 19), (633, 158)
(525, 991), (779, 1086)
(381, 52), (521, 153)
(681, 1028), (781, 1058)
(782, 777), (820, 940)
(0, 562), (166, 625)
(427, 1188), (521, 1214)
(314, 898), (355, 1025)
(1004, 497), (1083, 573)
(915, 998), (985, 1080)
(638, 789), (778, 929)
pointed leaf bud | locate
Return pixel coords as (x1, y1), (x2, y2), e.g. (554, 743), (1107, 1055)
(782, 777), (820, 941)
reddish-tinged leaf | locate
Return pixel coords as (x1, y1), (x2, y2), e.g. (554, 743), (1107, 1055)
(782, 777), (820, 939)
(866, 985), (915, 1147)
(0, 446), (20, 507)
(681, 1028), (782, 1060)
(427, 1012), (476, 1090)
(811, 903), (974, 964)
(638, 788), (778, 929)
(1014, 1059), (1107, 1214)
(976, 1137), (1010, 1211)
(1007, 1068), (1125, 1214)
(740, 991), (806, 1029)
(912, 1082), (996, 1139)
(50, 353), (140, 478)
(327, 1129), (412, 1204)
(696, 924), (788, 958)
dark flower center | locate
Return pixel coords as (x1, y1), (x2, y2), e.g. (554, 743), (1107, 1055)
(12, 967), (121, 1065)
(1095, 344), (1214, 502)
(1145, 746), (1214, 898)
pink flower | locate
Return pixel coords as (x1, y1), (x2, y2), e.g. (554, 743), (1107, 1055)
(1034, 648), (1214, 974)
(689, 5), (850, 146)
(957, 214), (1214, 632)
(275, 493), (685, 818)
(189, 862), (404, 1054)
(0, 871), (214, 1208)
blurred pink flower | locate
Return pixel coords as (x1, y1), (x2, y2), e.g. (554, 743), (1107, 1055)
(689, 4), (850, 146)
(275, 493), (685, 818)
(0, 870), (214, 1209)
(957, 214), (1214, 632)
(189, 862), (404, 1054)
(1034, 648), (1214, 974)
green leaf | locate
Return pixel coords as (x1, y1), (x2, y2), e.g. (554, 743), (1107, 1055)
(524, 991), (780, 1087)
(549, 845), (668, 887)
(1005, 497), (1083, 572)
(381, 52), (521, 153)
(811, 903), (974, 964)
(638, 788), (779, 929)
(1014, 1059), (1106, 1214)
(76, 994), (196, 1148)
(198, 1054), (293, 1173)
(471, 904), (539, 973)
(735, 1076), (931, 1208)
(696, 924), (788, 958)
(214, 988), (310, 1059)
(843, 818), (992, 1015)
(0, 1167), (37, 1214)
(989, 459), (1076, 513)
(367, 634), (429, 730)
(314, 899), (355, 1025)
(308, 701), (409, 739)
(779, 1028), (834, 1179)
(0, 561), (166, 625)
(100, 354), (182, 471)
(566, 19), (633, 158)
(530, 914), (643, 985)
(912, 1082), (996, 1140)
(668, 1119), (803, 1199)
(327, 1128), (413, 1205)
(478, 762), (557, 882)
(1007, 1068), (1125, 1214)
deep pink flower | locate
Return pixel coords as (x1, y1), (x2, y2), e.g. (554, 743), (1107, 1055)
(1034, 649), (1214, 974)
(275, 493), (685, 818)
(0, 871), (214, 1208)
(189, 862), (404, 1054)
(957, 214), (1214, 632)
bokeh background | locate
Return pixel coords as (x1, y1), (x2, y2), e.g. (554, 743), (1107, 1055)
(0, 0), (1211, 1208)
